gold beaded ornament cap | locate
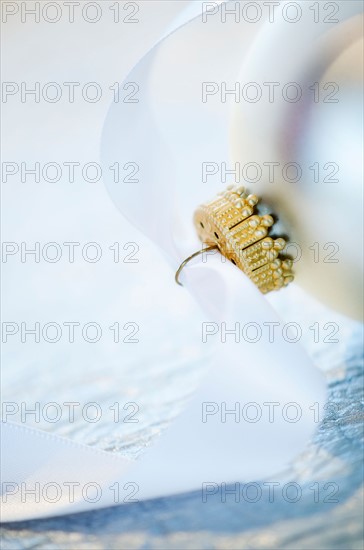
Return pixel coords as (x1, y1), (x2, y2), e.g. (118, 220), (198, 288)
(182, 185), (294, 294)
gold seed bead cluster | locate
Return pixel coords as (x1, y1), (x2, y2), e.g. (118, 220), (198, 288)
(193, 184), (294, 293)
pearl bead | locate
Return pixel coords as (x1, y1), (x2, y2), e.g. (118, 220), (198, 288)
(248, 216), (260, 228)
(274, 238), (286, 250)
(247, 194), (259, 206)
(254, 228), (267, 238)
(261, 238), (274, 249)
(266, 250), (278, 261)
(261, 215), (274, 227)
(270, 259), (282, 269)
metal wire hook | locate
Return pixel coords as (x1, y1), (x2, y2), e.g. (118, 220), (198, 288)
(175, 245), (219, 286)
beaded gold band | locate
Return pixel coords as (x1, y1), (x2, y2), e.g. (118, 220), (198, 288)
(175, 185), (294, 293)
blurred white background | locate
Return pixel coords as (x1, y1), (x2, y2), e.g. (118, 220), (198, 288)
(2, 1), (211, 448)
